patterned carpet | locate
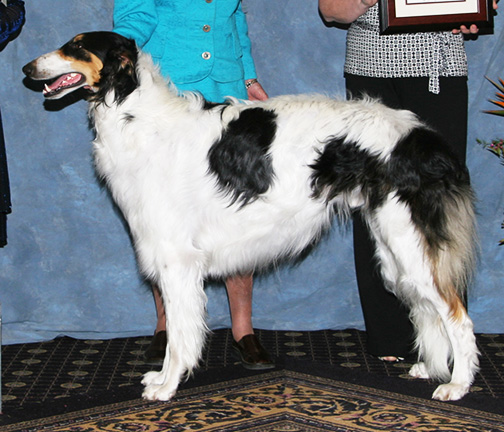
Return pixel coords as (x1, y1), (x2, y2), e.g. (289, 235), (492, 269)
(1, 329), (504, 431)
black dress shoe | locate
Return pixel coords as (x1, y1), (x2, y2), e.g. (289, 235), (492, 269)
(143, 330), (167, 365)
(232, 334), (275, 370)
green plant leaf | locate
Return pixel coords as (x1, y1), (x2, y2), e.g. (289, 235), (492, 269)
(484, 109), (504, 116)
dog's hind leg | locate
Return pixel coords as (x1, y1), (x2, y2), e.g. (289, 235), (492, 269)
(409, 299), (478, 401)
(142, 254), (208, 401)
(407, 296), (479, 401)
(408, 301), (451, 382)
(369, 195), (478, 401)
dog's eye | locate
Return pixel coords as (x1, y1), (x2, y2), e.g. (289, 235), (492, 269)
(69, 41), (84, 50)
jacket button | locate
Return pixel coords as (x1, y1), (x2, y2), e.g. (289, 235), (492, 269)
(205, 0), (212, 3)
(202, 51), (211, 60)
(203, 24), (211, 32)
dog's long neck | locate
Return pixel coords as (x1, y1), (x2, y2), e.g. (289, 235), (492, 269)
(89, 50), (195, 128)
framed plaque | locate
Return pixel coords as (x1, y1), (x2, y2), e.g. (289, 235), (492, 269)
(379, 0), (494, 34)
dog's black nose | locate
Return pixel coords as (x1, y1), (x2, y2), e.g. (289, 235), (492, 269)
(22, 62), (34, 77)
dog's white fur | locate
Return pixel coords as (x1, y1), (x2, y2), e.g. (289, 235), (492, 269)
(24, 33), (479, 402)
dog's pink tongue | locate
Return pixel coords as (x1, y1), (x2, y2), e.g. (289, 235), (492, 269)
(43, 73), (82, 94)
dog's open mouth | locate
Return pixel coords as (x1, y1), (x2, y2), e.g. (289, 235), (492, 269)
(42, 72), (86, 98)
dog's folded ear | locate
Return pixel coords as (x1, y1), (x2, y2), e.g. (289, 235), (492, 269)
(116, 48), (136, 72)
(96, 43), (138, 105)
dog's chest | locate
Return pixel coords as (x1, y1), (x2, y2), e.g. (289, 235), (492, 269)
(91, 107), (147, 172)
(91, 138), (144, 207)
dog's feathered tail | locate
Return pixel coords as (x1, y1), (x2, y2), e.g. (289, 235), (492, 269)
(391, 128), (478, 313)
(431, 186), (477, 315)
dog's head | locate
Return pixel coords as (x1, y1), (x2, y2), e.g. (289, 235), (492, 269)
(23, 31), (138, 103)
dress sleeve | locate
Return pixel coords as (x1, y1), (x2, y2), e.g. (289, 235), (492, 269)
(0, 0), (25, 45)
(113, 0), (158, 48)
(235, 2), (257, 80)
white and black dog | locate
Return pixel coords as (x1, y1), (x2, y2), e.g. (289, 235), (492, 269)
(23, 32), (479, 402)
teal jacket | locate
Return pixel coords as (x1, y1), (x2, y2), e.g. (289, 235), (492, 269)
(113, 0), (257, 91)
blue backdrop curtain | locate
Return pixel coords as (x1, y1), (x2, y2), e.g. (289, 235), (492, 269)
(0, 1), (503, 344)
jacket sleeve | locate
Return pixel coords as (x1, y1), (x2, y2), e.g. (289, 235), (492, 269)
(0, 0), (25, 45)
(113, 0), (158, 48)
(235, 2), (257, 80)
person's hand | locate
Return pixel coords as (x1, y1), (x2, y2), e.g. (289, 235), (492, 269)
(319, 0), (378, 23)
(453, 0), (498, 34)
(362, 0), (379, 7)
(246, 80), (268, 101)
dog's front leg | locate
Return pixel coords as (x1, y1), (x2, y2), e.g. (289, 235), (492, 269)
(141, 339), (183, 401)
(142, 259), (208, 401)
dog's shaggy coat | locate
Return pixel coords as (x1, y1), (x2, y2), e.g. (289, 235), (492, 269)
(23, 32), (479, 402)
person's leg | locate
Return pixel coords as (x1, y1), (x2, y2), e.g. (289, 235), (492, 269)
(225, 273), (254, 341)
(153, 284), (166, 333)
(346, 74), (416, 359)
(145, 274), (274, 369)
(144, 284), (168, 364)
(352, 212), (415, 358)
(226, 274), (274, 370)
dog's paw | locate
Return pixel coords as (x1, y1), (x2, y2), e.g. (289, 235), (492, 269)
(142, 383), (177, 401)
(409, 362), (430, 379)
(432, 383), (469, 401)
(142, 371), (164, 386)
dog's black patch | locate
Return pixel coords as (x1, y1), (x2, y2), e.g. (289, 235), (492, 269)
(208, 107), (277, 206)
(388, 127), (472, 249)
(310, 137), (387, 210)
(202, 100), (227, 111)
